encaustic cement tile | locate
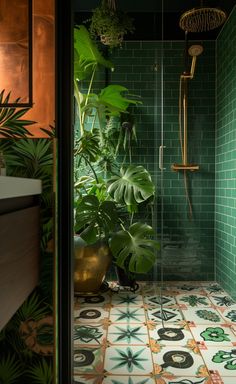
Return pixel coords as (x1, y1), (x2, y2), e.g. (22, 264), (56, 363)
(109, 307), (146, 324)
(74, 375), (104, 383)
(152, 346), (207, 377)
(181, 307), (225, 325)
(144, 295), (177, 307)
(74, 346), (104, 375)
(74, 307), (110, 324)
(104, 345), (153, 375)
(107, 323), (149, 345)
(158, 377), (211, 384)
(188, 324), (236, 347)
(146, 307), (183, 324)
(74, 324), (108, 347)
(75, 293), (112, 307)
(176, 294), (211, 308)
(148, 324), (194, 348)
(201, 283), (228, 295)
(208, 295), (236, 308)
(111, 293), (143, 307)
(200, 346), (236, 377)
(103, 375), (155, 383)
(219, 307), (236, 324)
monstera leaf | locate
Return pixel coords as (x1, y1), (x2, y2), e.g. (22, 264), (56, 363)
(75, 195), (118, 244)
(98, 85), (142, 116)
(110, 222), (160, 274)
(107, 165), (155, 206)
(74, 25), (113, 81)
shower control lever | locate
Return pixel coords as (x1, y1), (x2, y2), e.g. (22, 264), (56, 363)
(159, 145), (166, 171)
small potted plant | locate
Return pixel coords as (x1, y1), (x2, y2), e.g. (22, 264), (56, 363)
(88, 0), (134, 48)
(74, 25), (159, 293)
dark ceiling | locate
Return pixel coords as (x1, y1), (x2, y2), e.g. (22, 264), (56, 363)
(74, 0), (236, 40)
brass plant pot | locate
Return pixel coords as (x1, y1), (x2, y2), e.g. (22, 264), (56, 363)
(74, 236), (112, 294)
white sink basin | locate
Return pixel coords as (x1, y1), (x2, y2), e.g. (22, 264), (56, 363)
(0, 176), (42, 199)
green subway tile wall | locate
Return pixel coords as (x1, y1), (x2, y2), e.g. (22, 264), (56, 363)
(109, 40), (216, 281)
(216, 6), (236, 299)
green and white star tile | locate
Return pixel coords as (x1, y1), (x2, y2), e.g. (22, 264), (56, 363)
(107, 323), (149, 345)
(104, 345), (153, 375)
(109, 307), (146, 323)
(111, 293), (143, 307)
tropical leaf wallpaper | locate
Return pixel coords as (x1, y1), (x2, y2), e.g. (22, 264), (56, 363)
(0, 136), (54, 383)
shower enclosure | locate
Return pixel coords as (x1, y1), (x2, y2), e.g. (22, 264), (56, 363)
(73, 0), (236, 299)
(71, 0), (236, 382)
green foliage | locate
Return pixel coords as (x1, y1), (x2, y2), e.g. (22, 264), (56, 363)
(0, 90), (35, 138)
(0, 354), (23, 384)
(26, 359), (53, 384)
(89, 0), (134, 48)
(110, 223), (160, 274)
(108, 165), (155, 207)
(75, 195), (118, 243)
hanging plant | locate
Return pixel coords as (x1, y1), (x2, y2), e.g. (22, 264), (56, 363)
(89, 0), (134, 48)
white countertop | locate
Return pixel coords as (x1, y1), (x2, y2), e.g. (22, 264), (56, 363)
(0, 176), (42, 199)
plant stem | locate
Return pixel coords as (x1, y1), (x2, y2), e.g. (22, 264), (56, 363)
(74, 80), (83, 135)
(82, 66), (96, 125)
(82, 155), (99, 184)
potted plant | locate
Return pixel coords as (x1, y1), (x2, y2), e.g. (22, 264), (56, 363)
(88, 0), (134, 48)
(74, 25), (159, 293)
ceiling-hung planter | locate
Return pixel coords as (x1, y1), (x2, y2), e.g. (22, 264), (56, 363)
(89, 0), (134, 48)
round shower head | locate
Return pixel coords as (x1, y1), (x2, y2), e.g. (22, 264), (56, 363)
(179, 7), (227, 33)
(188, 44), (203, 56)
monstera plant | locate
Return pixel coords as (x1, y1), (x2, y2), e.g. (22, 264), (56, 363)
(74, 25), (159, 291)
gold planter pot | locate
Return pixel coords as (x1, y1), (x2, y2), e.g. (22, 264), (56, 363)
(74, 236), (112, 294)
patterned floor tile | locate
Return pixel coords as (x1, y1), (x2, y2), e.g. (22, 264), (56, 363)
(74, 375), (103, 383)
(164, 283), (206, 295)
(74, 307), (110, 323)
(74, 324), (107, 346)
(189, 324), (236, 347)
(75, 293), (112, 307)
(219, 307), (236, 324)
(208, 295), (236, 308)
(147, 307), (183, 323)
(144, 295), (176, 307)
(103, 375), (155, 383)
(152, 346), (206, 377)
(74, 346), (104, 375)
(107, 323), (149, 345)
(181, 307), (225, 325)
(200, 346), (236, 377)
(111, 293), (143, 306)
(213, 377), (236, 384)
(161, 377), (210, 384)
(104, 345), (153, 375)
(109, 306), (146, 323)
(201, 283), (228, 295)
(148, 324), (194, 348)
(176, 294), (211, 308)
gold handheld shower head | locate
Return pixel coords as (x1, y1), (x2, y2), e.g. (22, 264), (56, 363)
(179, 7), (227, 33)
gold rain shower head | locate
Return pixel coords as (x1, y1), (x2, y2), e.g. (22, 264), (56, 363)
(179, 7), (227, 33)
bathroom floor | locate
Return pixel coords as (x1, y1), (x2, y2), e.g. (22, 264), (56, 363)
(74, 281), (236, 384)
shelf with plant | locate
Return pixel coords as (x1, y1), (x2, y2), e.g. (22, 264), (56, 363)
(74, 25), (159, 290)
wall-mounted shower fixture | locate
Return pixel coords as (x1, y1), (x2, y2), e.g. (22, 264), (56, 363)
(172, 44), (203, 172)
(179, 7), (227, 33)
